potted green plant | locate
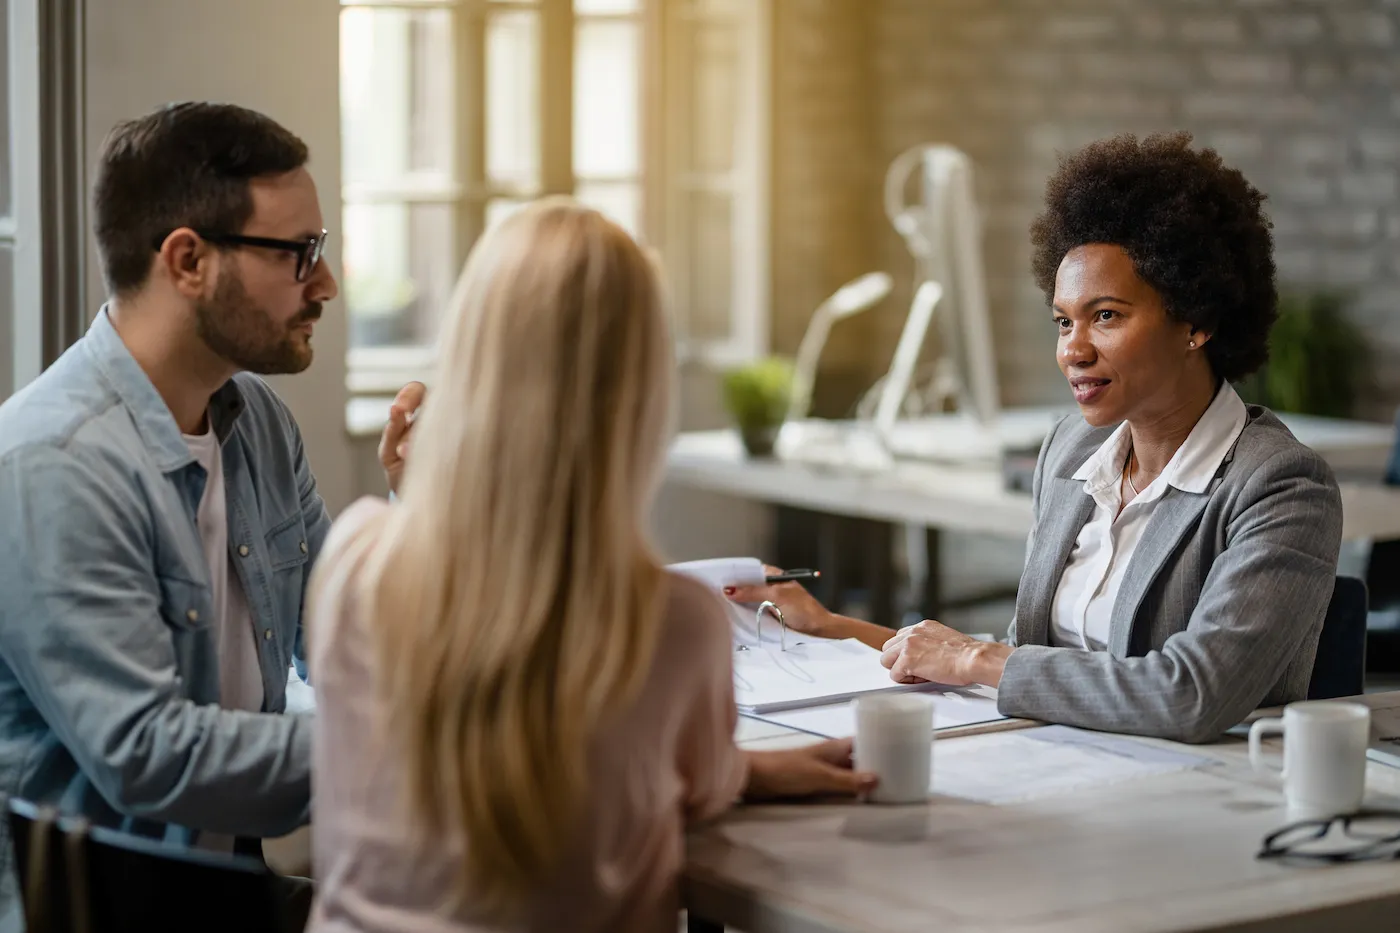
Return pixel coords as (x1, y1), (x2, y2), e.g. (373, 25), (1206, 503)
(1236, 290), (1371, 417)
(722, 356), (795, 457)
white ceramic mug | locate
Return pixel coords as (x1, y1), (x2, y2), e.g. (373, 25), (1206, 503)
(854, 693), (934, 804)
(1248, 700), (1371, 820)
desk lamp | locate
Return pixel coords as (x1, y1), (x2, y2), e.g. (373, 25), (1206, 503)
(786, 271), (893, 423)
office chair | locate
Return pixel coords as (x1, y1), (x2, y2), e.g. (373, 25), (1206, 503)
(1365, 407), (1400, 672)
(7, 798), (287, 933)
(1308, 576), (1369, 700)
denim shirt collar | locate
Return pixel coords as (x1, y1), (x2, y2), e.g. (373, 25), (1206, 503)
(82, 306), (246, 473)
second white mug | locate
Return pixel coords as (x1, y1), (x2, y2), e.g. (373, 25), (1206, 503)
(1248, 700), (1371, 821)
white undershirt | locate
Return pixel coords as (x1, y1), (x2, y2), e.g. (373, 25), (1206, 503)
(185, 422), (264, 853)
(1049, 383), (1248, 652)
(183, 423), (264, 711)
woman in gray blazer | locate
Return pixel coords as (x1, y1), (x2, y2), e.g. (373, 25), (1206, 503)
(729, 132), (1343, 743)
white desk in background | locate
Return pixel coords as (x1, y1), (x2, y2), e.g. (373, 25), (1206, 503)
(667, 415), (1400, 624)
(687, 692), (1400, 933)
(668, 415), (1400, 542)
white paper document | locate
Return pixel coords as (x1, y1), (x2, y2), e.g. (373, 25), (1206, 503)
(732, 639), (925, 713)
(668, 557), (790, 647)
(668, 557), (765, 592)
(669, 557), (934, 713)
(931, 726), (1218, 804)
(748, 685), (1006, 738)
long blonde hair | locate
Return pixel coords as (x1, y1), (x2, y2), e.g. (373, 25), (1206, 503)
(356, 200), (674, 916)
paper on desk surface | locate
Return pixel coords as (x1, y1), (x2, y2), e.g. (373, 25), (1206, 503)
(747, 684), (1006, 738)
(734, 638), (929, 713)
(932, 726), (1218, 804)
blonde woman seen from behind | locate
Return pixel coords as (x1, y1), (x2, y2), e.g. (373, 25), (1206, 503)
(305, 200), (875, 933)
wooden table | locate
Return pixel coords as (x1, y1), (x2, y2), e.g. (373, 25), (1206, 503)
(685, 693), (1400, 933)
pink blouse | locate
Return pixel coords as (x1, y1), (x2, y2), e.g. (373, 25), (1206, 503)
(306, 498), (748, 933)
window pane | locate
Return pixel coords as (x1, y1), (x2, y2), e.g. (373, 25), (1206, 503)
(485, 197), (531, 232)
(340, 7), (456, 187)
(343, 202), (456, 349)
(574, 19), (639, 178)
(576, 182), (639, 237)
(487, 11), (541, 189)
(696, 0), (745, 15)
(575, 0), (639, 14)
(683, 191), (732, 341)
(0, 243), (12, 397)
(687, 21), (738, 173)
(0, 0), (11, 221)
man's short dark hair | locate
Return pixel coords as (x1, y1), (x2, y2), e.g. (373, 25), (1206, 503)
(93, 102), (309, 296)
(1029, 132), (1277, 383)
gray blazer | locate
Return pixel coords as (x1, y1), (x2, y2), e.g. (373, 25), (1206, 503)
(998, 405), (1343, 743)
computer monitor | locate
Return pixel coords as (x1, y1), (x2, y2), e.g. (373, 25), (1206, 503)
(780, 145), (1057, 470)
(878, 144), (1021, 461)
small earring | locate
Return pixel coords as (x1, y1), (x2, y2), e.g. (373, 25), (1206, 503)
(1189, 341), (1196, 349)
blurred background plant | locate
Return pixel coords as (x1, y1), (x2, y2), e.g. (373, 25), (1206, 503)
(722, 356), (795, 456)
(1236, 290), (1372, 418)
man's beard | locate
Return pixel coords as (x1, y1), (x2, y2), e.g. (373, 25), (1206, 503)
(195, 270), (321, 375)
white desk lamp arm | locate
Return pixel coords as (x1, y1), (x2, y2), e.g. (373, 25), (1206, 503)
(874, 280), (943, 437)
(787, 272), (893, 422)
(788, 300), (836, 423)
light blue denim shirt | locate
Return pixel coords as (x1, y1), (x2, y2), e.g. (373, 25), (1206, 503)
(0, 309), (330, 925)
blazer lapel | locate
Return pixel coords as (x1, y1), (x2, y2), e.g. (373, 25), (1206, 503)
(1106, 485), (1213, 656)
(1016, 476), (1096, 646)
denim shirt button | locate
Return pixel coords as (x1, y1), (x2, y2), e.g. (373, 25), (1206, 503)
(238, 544), (250, 557)
(186, 609), (199, 623)
(264, 629), (273, 641)
(299, 540), (308, 554)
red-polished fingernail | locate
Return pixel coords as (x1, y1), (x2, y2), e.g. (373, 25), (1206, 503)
(723, 587), (735, 595)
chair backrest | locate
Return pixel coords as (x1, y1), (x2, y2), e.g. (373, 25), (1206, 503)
(7, 798), (285, 933)
(1367, 411), (1400, 613)
(1385, 407), (1400, 486)
(1308, 576), (1368, 700)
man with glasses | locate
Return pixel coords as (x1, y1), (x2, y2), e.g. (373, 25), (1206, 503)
(0, 102), (410, 929)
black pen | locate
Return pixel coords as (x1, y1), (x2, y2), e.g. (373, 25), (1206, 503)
(765, 569), (821, 584)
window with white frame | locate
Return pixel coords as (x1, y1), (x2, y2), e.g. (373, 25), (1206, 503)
(339, 0), (768, 405)
(659, 0), (769, 367)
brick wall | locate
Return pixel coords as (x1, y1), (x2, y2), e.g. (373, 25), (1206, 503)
(852, 0), (1400, 419)
(770, 0), (883, 397)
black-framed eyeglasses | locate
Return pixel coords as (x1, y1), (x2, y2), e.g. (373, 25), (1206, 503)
(1257, 810), (1400, 864)
(152, 228), (328, 282)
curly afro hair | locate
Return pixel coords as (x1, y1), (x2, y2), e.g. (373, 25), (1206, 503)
(1029, 132), (1277, 383)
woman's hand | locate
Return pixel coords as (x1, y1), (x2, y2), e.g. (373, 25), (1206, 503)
(379, 382), (426, 496)
(723, 566), (837, 638)
(744, 739), (878, 800)
(724, 566), (895, 651)
(879, 620), (1013, 687)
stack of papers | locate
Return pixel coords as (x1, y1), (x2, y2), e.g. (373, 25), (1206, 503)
(1368, 736), (1400, 770)
(750, 684), (1004, 737)
(733, 638), (938, 714)
(668, 556), (1012, 728)
(933, 726), (1218, 804)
